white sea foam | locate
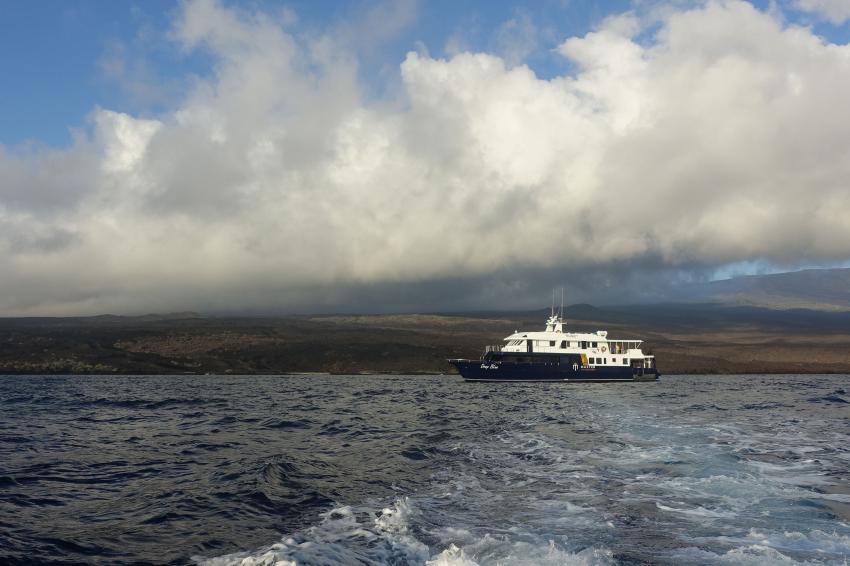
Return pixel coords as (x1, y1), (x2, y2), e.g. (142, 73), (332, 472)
(649, 472), (810, 514)
(672, 544), (808, 565)
(655, 502), (737, 519)
(195, 499), (429, 566)
(426, 537), (613, 566)
(745, 460), (833, 487)
(673, 528), (850, 565)
(196, 497), (614, 566)
(731, 529), (850, 557)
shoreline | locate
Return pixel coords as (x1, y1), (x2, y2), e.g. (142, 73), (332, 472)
(2, 369), (849, 376)
(3, 307), (850, 376)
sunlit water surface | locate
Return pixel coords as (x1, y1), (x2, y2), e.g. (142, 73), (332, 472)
(1, 374), (849, 565)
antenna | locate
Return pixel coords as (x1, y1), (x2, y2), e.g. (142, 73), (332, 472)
(552, 289), (557, 317)
(559, 287), (564, 318)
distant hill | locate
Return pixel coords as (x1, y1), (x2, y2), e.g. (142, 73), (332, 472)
(0, 312), (204, 327)
(677, 268), (850, 310)
(1, 270), (850, 375)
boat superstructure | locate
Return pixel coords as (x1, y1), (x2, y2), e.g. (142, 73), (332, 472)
(448, 314), (659, 382)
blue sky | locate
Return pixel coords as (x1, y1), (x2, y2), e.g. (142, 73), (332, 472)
(4, 0), (849, 148)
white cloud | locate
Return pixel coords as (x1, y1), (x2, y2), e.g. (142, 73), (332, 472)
(493, 10), (539, 67)
(2, 0), (850, 314)
(96, 110), (161, 174)
(795, 0), (850, 24)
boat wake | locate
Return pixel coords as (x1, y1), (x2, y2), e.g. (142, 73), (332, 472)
(196, 380), (850, 565)
(3, 374), (848, 564)
(196, 497), (613, 566)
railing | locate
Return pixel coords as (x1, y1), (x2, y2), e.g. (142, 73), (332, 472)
(483, 344), (502, 354)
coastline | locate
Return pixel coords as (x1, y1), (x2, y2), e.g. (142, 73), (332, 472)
(2, 306), (850, 376)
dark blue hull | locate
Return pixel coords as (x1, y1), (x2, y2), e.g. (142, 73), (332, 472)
(449, 354), (659, 382)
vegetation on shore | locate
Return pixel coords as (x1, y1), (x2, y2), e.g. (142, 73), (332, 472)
(2, 304), (850, 375)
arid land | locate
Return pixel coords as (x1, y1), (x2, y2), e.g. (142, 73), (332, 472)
(2, 304), (850, 375)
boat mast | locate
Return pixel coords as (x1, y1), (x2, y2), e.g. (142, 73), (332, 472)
(551, 289), (555, 318)
(559, 287), (564, 320)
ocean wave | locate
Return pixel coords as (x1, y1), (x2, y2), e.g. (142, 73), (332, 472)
(195, 498), (614, 566)
(195, 499), (429, 566)
(677, 528), (850, 564)
(3, 373), (850, 564)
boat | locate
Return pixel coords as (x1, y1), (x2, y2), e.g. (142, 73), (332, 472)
(448, 312), (659, 382)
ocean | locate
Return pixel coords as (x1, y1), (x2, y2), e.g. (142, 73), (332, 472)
(1, 374), (848, 565)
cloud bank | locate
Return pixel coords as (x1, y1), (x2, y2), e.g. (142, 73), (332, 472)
(2, 0), (850, 315)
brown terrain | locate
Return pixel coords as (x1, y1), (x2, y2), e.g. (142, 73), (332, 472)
(1, 304), (850, 375)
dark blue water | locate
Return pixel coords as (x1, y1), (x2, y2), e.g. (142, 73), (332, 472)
(1, 374), (848, 565)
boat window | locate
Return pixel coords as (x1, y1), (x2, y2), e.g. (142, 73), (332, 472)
(589, 357), (595, 364)
(581, 341), (587, 349)
(591, 341), (597, 348)
(612, 357), (617, 363)
(560, 340), (567, 349)
(549, 340), (556, 347)
(623, 358), (628, 365)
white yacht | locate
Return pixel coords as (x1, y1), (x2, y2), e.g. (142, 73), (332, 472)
(448, 313), (659, 382)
